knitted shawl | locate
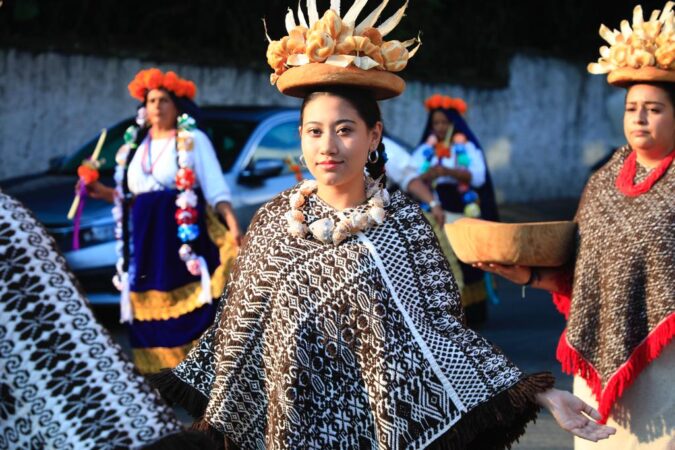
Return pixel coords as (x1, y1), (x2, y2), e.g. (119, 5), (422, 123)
(154, 186), (553, 450)
(0, 192), (215, 450)
(553, 146), (675, 423)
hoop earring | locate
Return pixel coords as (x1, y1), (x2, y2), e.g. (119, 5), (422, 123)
(368, 149), (379, 164)
(299, 155), (307, 168)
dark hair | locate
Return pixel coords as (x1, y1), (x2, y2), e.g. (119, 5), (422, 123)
(144, 87), (203, 123)
(626, 81), (675, 113)
(300, 86), (387, 187)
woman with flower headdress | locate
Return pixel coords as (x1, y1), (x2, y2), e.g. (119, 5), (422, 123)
(410, 95), (500, 327)
(82, 68), (241, 374)
(476, 3), (675, 448)
(151, 1), (615, 449)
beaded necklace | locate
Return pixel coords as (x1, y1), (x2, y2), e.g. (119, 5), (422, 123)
(615, 146), (675, 197)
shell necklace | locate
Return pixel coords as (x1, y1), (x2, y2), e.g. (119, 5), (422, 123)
(286, 177), (390, 245)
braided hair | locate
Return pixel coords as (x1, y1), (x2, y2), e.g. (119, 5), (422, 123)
(300, 86), (388, 187)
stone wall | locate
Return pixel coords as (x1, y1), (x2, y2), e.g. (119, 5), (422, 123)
(0, 49), (625, 202)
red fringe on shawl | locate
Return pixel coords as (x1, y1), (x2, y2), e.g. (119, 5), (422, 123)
(551, 292), (571, 319)
(549, 270), (573, 319)
(555, 313), (675, 424)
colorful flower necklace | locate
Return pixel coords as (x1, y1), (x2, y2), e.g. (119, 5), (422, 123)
(113, 112), (209, 323)
(419, 132), (481, 217)
(286, 177), (389, 245)
(615, 146), (675, 197)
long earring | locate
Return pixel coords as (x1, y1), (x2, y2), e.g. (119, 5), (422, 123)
(368, 149), (379, 164)
(299, 155), (307, 168)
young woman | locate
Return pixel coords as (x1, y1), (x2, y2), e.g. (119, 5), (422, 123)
(152, 2), (615, 448)
(476, 4), (675, 448)
(411, 96), (500, 326)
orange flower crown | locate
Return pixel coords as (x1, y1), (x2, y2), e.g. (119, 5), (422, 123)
(424, 94), (468, 114)
(127, 68), (197, 102)
(588, 2), (675, 85)
(266, 0), (421, 84)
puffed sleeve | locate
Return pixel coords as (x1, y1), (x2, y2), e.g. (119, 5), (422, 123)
(384, 143), (418, 191)
(191, 129), (232, 207)
(465, 142), (486, 188)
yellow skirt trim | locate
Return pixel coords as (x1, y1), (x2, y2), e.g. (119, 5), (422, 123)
(461, 279), (487, 307)
(132, 340), (197, 374)
(131, 207), (238, 321)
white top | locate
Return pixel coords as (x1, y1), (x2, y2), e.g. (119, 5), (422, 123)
(410, 141), (486, 188)
(383, 142), (418, 191)
(126, 128), (231, 206)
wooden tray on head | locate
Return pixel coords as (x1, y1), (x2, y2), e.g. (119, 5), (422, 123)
(444, 218), (576, 267)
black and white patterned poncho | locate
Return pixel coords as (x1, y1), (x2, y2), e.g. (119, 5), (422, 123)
(154, 186), (554, 450)
(0, 192), (216, 450)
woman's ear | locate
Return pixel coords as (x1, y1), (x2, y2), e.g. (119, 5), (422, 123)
(370, 121), (384, 150)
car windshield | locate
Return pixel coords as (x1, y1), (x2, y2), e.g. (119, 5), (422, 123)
(58, 118), (257, 175)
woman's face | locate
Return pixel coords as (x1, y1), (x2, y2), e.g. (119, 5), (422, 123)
(624, 84), (675, 154)
(146, 89), (179, 129)
(431, 110), (452, 140)
(300, 94), (382, 188)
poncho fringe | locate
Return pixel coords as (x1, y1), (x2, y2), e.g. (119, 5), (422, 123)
(556, 314), (675, 424)
(153, 370), (554, 449)
(151, 369), (210, 419)
(142, 430), (222, 449)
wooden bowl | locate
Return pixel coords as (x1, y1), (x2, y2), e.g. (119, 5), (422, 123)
(444, 218), (576, 267)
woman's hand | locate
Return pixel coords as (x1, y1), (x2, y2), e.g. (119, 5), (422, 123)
(78, 180), (116, 203)
(431, 205), (445, 226)
(216, 201), (242, 247)
(536, 389), (616, 442)
(421, 165), (444, 182)
(472, 262), (532, 285)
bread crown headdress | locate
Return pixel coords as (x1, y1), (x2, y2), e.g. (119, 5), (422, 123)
(265, 0), (421, 99)
(588, 2), (675, 85)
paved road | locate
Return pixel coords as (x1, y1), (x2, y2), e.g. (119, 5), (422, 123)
(480, 280), (573, 450)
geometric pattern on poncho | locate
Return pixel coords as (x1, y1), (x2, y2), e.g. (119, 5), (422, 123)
(0, 192), (184, 450)
(567, 146), (675, 409)
(174, 187), (523, 449)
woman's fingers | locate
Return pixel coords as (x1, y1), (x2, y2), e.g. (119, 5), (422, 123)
(582, 402), (603, 421)
(571, 422), (616, 441)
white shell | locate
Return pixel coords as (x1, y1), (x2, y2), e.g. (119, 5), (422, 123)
(288, 221), (308, 237)
(369, 206), (386, 225)
(332, 228), (349, 245)
(290, 192), (306, 208)
(299, 179), (318, 195)
(349, 212), (369, 230)
(309, 218), (335, 243)
(285, 209), (305, 224)
(381, 188), (391, 206)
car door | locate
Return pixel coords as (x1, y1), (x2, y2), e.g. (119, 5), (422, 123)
(225, 111), (310, 229)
